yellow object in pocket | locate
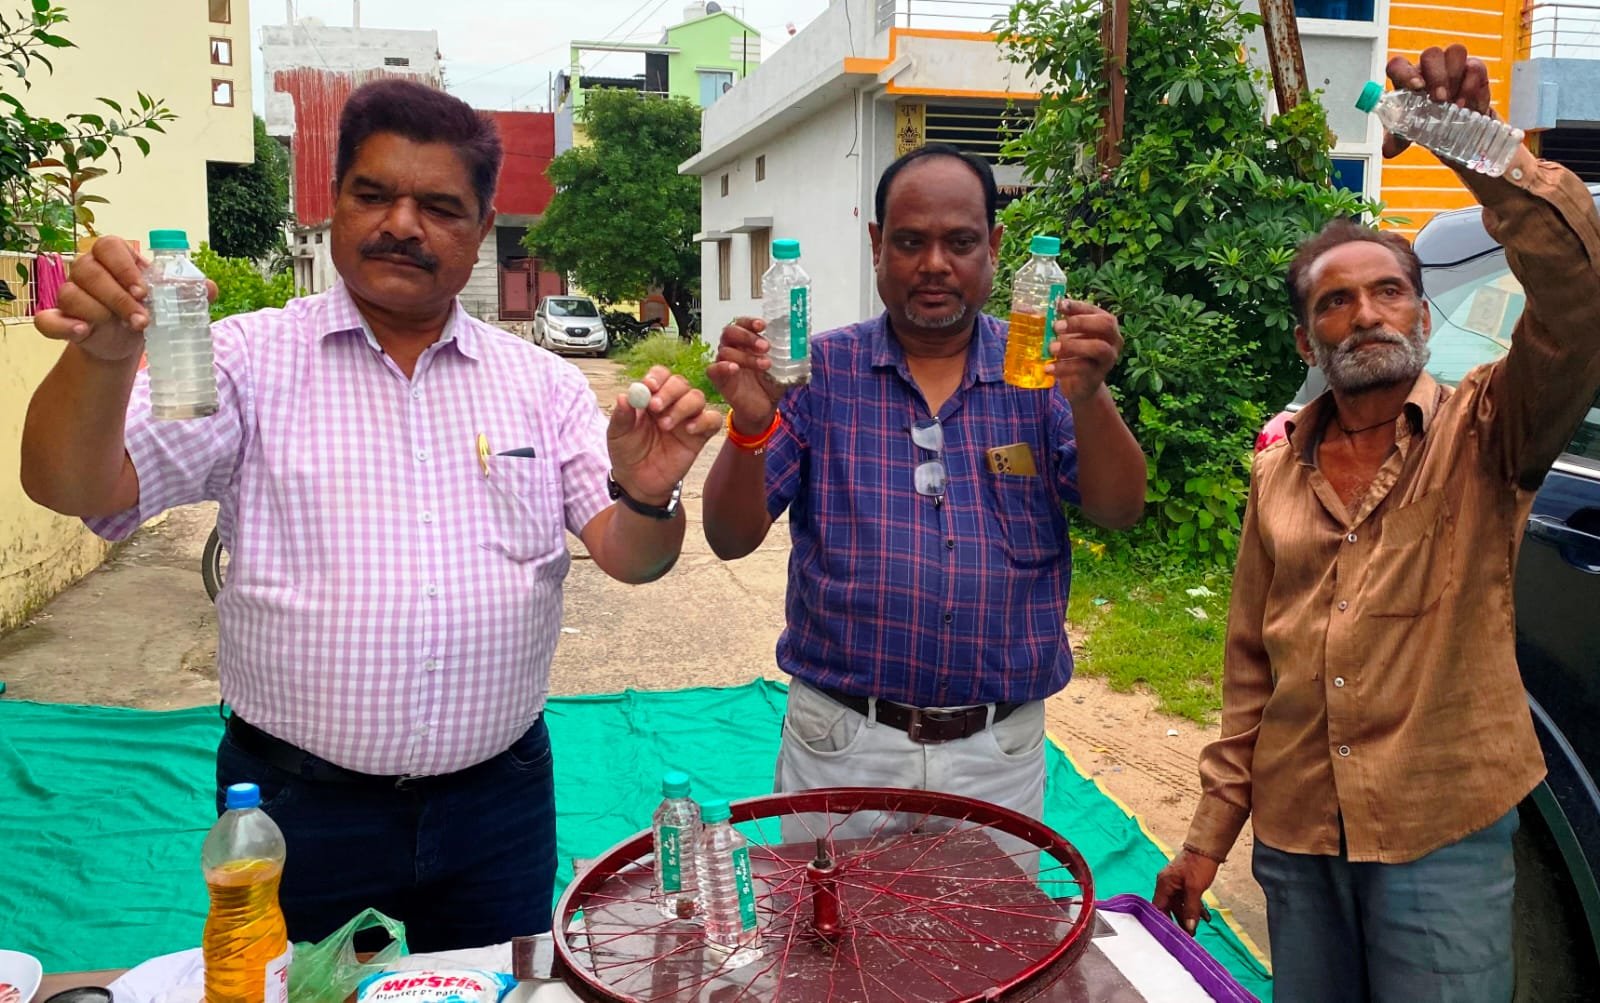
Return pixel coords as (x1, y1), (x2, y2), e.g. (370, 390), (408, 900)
(986, 442), (1038, 476)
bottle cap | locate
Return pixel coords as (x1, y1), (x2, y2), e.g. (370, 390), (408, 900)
(700, 798), (732, 823)
(772, 238), (800, 260)
(1355, 81), (1384, 113)
(224, 782), (261, 810)
(148, 229), (190, 250)
(1029, 235), (1061, 257)
(661, 770), (692, 798)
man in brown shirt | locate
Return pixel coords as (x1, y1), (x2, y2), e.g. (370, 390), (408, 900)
(1154, 44), (1600, 1000)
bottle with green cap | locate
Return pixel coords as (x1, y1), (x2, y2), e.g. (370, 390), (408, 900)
(694, 798), (762, 967)
(1355, 80), (1523, 178)
(651, 769), (702, 920)
(143, 229), (218, 419)
(1003, 234), (1068, 389)
(761, 237), (811, 386)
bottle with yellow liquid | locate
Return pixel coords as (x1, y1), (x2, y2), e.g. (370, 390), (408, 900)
(203, 783), (290, 1003)
(1003, 235), (1068, 389)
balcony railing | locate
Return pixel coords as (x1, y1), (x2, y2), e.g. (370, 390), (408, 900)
(1, 251), (36, 320)
(1520, 2), (1600, 59)
(875, 0), (1018, 34)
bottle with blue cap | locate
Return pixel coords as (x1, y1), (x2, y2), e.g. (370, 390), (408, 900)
(202, 782), (290, 1003)
(143, 228), (218, 419)
(1355, 80), (1523, 177)
(651, 769), (702, 920)
(694, 798), (762, 967)
(1003, 235), (1068, 389)
(761, 238), (811, 386)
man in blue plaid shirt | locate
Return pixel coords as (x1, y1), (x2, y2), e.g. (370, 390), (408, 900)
(701, 145), (1147, 817)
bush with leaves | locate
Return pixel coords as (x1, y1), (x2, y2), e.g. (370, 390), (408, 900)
(193, 245), (295, 321)
(995, 0), (1380, 562)
(206, 116), (290, 261)
(1, 1), (174, 252)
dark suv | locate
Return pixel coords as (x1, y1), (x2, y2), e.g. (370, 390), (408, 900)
(1261, 189), (1600, 998)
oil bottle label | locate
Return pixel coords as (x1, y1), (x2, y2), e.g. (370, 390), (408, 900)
(265, 945), (291, 1003)
(658, 825), (683, 892)
(731, 846), (758, 930)
(1042, 283), (1066, 360)
(789, 287), (809, 360)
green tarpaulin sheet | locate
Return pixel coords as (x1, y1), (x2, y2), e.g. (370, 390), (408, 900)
(0, 681), (1271, 998)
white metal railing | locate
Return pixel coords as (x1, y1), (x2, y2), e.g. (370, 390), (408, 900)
(1520, 2), (1600, 59)
(875, 0), (1018, 34)
(0, 251), (35, 320)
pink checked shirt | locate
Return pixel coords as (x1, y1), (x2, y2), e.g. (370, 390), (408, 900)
(89, 283), (613, 775)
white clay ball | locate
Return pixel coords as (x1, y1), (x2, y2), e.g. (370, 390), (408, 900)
(626, 382), (652, 410)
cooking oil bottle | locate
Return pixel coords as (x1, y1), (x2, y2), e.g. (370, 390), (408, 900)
(1003, 235), (1067, 389)
(202, 783), (290, 1003)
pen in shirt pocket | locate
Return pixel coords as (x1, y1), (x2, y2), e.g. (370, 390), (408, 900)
(498, 447), (537, 458)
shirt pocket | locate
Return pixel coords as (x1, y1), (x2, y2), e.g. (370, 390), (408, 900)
(478, 455), (564, 564)
(985, 472), (1067, 569)
(1363, 489), (1455, 617)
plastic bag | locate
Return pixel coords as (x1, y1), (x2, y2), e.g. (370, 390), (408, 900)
(288, 908), (408, 1003)
(354, 969), (515, 1003)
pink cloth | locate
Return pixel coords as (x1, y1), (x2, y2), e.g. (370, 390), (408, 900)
(30, 252), (67, 312)
(88, 283), (613, 775)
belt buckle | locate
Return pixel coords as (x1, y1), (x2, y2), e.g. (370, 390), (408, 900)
(906, 708), (929, 744)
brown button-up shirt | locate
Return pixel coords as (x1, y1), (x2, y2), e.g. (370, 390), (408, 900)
(1187, 150), (1600, 864)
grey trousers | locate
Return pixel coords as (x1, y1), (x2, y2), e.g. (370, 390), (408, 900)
(1253, 809), (1519, 1003)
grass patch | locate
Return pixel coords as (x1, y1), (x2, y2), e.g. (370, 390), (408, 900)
(618, 333), (724, 407)
(1067, 548), (1231, 723)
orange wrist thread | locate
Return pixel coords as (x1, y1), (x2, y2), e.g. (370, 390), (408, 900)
(726, 408), (781, 451)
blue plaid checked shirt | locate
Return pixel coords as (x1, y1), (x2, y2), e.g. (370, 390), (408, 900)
(764, 311), (1082, 707)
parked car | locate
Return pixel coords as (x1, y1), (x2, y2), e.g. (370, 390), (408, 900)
(533, 295), (609, 356)
(1260, 188), (1600, 997)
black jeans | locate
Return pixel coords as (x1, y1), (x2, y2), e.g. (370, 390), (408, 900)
(215, 717), (557, 952)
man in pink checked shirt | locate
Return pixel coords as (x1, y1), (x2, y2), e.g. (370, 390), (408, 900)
(19, 79), (720, 951)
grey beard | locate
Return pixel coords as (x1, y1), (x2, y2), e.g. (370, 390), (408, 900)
(904, 300), (971, 331)
(1312, 318), (1431, 394)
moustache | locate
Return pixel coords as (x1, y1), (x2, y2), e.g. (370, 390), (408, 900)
(1338, 328), (1408, 353)
(360, 237), (438, 272)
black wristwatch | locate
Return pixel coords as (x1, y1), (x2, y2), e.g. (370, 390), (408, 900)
(608, 472), (682, 520)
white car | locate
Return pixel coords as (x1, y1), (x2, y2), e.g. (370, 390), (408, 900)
(534, 296), (610, 356)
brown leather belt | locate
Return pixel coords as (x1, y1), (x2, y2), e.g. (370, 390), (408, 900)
(813, 685), (1024, 745)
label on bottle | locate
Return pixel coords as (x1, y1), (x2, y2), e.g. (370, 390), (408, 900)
(789, 286), (809, 360)
(731, 846), (758, 931)
(658, 824), (683, 892)
(1041, 283), (1066, 360)
(264, 945), (291, 1003)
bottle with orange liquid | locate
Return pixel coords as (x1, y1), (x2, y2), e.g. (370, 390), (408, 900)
(1002, 235), (1068, 389)
(203, 783), (290, 1003)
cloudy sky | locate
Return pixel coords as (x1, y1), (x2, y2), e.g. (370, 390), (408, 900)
(248, 0), (831, 112)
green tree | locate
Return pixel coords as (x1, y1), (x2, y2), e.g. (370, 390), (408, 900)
(997, 0), (1380, 562)
(206, 115), (290, 261)
(525, 89), (701, 332)
(0, 1), (174, 252)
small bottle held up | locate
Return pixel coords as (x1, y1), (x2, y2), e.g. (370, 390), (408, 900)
(762, 238), (811, 386)
(143, 229), (219, 419)
(1356, 81), (1524, 177)
(695, 798), (762, 968)
(202, 783), (291, 1003)
(652, 770), (702, 921)
(1003, 235), (1068, 389)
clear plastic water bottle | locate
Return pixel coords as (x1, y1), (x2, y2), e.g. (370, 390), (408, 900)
(1003, 235), (1068, 389)
(694, 798), (762, 967)
(762, 238), (811, 386)
(651, 770), (701, 921)
(143, 229), (218, 419)
(202, 783), (290, 1003)
(1356, 81), (1524, 177)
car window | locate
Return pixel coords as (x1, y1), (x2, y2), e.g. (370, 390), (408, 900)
(548, 298), (598, 318)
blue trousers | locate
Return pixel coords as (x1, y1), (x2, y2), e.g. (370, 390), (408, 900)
(215, 717), (557, 952)
(1253, 810), (1518, 1003)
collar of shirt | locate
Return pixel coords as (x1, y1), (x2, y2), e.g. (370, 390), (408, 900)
(866, 311), (1008, 398)
(1284, 370), (1442, 466)
(317, 280), (483, 363)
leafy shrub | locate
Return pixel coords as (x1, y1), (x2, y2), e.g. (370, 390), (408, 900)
(996, 0), (1382, 562)
(618, 332), (722, 406)
(194, 244), (295, 321)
